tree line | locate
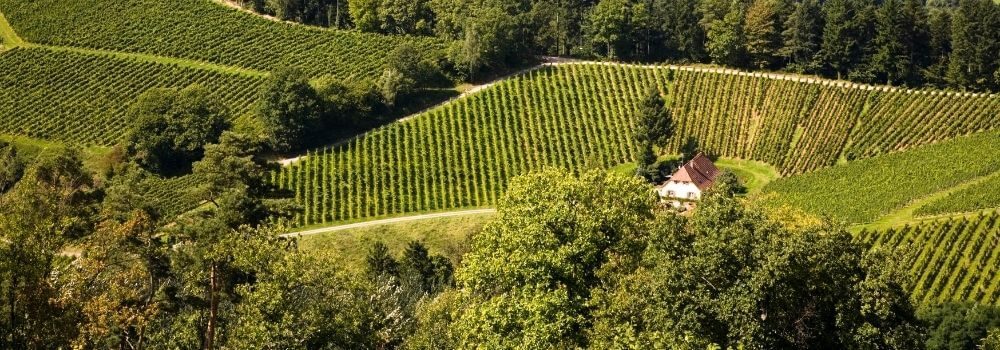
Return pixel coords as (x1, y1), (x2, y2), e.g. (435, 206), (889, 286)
(245, 0), (1000, 91)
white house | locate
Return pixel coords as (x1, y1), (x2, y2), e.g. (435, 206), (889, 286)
(655, 153), (720, 209)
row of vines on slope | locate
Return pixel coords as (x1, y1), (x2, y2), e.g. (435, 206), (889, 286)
(915, 173), (1000, 218)
(0, 47), (263, 144)
(0, 0), (443, 78)
(857, 213), (1000, 306)
(277, 64), (1000, 226)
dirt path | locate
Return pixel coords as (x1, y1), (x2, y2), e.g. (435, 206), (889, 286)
(280, 208), (497, 238)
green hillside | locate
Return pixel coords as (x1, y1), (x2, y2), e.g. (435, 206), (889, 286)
(0, 0), (443, 78)
(761, 131), (1000, 225)
(0, 47), (263, 144)
(858, 213), (1000, 306)
(916, 173), (1000, 217)
(276, 64), (1000, 226)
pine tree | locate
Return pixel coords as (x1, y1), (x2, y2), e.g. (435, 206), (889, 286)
(819, 0), (876, 78)
(634, 87), (672, 180)
(924, 8), (952, 86)
(779, 0), (823, 72)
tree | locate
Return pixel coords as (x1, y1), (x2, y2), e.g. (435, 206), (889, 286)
(586, 0), (632, 59)
(0, 149), (100, 348)
(0, 142), (22, 194)
(453, 169), (656, 348)
(654, 0), (706, 61)
(257, 68), (323, 152)
(779, 0), (823, 72)
(349, 0), (381, 31)
(366, 241), (400, 278)
(919, 303), (1000, 350)
(819, 0), (876, 78)
(868, 0), (929, 85)
(589, 193), (925, 348)
(947, 0), (1000, 91)
(702, 0), (746, 66)
(743, 0), (782, 69)
(705, 170), (745, 197)
(126, 85), (229, 176)
(378, 0), (434, 34)
(634, 87), (673, 180)
(61, 211), (168, 349)
(924, 8), (952, 86)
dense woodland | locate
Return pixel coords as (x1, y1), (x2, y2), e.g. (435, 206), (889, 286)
(244, 0), (1000, 91)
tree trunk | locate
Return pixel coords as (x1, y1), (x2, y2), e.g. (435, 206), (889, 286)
(204, 264), (218, 350)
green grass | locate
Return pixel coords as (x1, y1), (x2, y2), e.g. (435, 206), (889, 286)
(857, 213), (1000, 306)
(761, 131), (1000, 225)
(0, 10), (24, 48)
(297, 213), (494, 272)
(277, 63), (998, 226)
(0, 47), (264, 145)
(915, 172), (1000, 218)
(0, 0), (443, 78)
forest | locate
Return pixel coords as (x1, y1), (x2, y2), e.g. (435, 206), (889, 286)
(245, 0), (1000, 91)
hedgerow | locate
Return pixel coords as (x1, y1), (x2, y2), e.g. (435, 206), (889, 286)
(858, 212), (1000, 306)
(0, 47), (263, 144)
(275, 64), (1000, 226)
(0, 0), (444, 78)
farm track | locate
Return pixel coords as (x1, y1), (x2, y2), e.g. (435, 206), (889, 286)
(280, 208), (497, 238)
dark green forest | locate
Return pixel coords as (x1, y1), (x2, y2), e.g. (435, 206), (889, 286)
(247, 0), (1000, 91)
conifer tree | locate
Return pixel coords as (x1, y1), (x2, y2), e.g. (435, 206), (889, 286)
(779, 0), (823, 72)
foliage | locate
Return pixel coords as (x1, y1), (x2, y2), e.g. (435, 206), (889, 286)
(0, 48), (261, 145)
(126, 85), (230, 175)
(276, 64), (1000, 226)
(257, 68), (324, 152)
(762, 131), (1000, 224)
(856, 212), (1000, 306)
(0, 142), (22, 194)
(634, 86), (673, 180)
(918, 303), (1000, 350)
(0, 0), (445, 79)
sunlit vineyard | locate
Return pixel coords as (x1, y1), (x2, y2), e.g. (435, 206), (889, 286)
(0, 47), (263, 144)
(762, 131), (1000, 224)
(916, 174), (1000, 217)
(276, 64), (1000, 226)
(0, 0), (443, 78)
(858, 213), (1000, 306)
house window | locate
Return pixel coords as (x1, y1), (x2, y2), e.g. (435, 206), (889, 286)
(688, 192), (697, 199)
(667, 190), (675, 197)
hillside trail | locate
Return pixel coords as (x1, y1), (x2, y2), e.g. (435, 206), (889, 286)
(279, 208), (497, 237)
(854, 171), (1000, 232)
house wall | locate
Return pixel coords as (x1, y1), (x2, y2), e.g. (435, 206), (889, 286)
(657, 181), (702, 200)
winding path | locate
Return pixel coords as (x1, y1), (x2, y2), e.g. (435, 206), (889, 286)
(279, 208), (497, 238)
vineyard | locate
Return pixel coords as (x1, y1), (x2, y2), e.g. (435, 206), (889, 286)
(275, 64), (1000, 226)
(915, 173), (1000, 217)
(761, 131), (1000, 225)
(0, 0), (443, 78)
(858, 213), (1000, 306)
(0, 47), (263, 144)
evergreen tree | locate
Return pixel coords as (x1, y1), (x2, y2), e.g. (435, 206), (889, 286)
(947, 0), (1000, 91)
(779, 0), (823, 72)
(634, 87), (673, 180)
(702, 0), (747, 66)
(924, 8), (952, 86)
(869, 0), (925, 85)
(819, 0), (876, 78)
(654, 0), (707, 61)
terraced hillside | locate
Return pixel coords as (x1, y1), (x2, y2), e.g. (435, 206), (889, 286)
(0, 0), (443, 78)
(0, 47), (264, 144)
(276, 64), (1000, 226)
(858, 213), (1000, 306)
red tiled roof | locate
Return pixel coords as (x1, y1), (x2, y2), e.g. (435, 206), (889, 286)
(669, 153), (720, 190)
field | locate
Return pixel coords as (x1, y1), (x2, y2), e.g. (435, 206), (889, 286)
(276, 64), (1000, 227)
(915, 173), (1000, 217)
(0, 0), (443, 78)
(0, 47), (264, 144)
(761, 131), (1000, 225)
(858, 213), (1000, 306)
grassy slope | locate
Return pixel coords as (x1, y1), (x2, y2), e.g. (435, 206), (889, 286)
(297, 213), (493, 272)
(761, 131), (1000, 225)
(0, 10), (23, 48)
(0, 0), (442, 78)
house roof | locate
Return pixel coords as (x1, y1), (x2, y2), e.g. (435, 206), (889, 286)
(669, 153), (720, 190)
